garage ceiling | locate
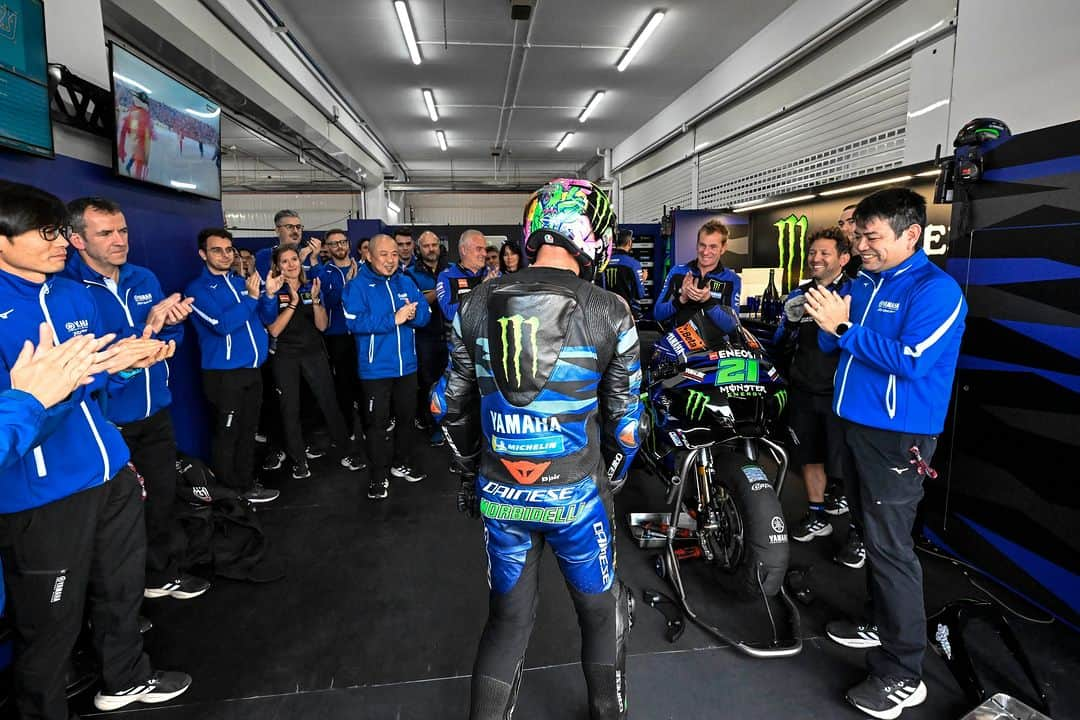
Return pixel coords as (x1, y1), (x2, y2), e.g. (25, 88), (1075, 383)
(222, 0), (798, 192)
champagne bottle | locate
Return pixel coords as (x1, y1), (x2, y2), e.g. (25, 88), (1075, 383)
(762, 269), (780, 322)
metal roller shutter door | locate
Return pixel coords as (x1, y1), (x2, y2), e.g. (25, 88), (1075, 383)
(698, 59), (911, 210)
(621, 160), (692, 223)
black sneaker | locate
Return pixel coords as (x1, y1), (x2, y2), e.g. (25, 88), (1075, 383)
(93, 670), (192, 711)
(144, 574), (210, 600)
(261, 449), (285, 471)
(242, 483), (280, 504)
(390, 464), (426, 483)
(792, 511), (833, 542)
(846, 675), (926, 719)
(835, 528), (867, 569)
(826, 619), (881, 648)
(292, 462), (312, 480)
(824, 491), (850, 516)
(367, 478), (389, 500)
(305, 445), (326, 459)
(341, 455), (367, 471)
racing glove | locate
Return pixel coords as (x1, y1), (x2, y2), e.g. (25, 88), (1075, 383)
(457, 473), (480, 519)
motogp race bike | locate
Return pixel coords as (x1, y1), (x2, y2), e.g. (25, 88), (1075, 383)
(637, 308), (802, 657)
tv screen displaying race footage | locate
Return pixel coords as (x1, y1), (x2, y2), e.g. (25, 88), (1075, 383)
(110, 43), (221, 200)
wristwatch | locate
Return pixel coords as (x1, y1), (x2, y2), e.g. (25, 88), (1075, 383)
(835, 321), (852, 336)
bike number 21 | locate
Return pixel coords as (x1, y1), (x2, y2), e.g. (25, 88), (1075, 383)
(716, 358), (759, 384)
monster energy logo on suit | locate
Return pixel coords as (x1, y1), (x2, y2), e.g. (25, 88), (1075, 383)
(685, 389), (709, 421)
(774, 214), (808, 292)
(498, 314), (540, 387)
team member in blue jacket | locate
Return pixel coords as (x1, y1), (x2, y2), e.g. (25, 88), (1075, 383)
(654, 218), (741, 332)
(187, 227), (282, 504)
(0, 181), (191, 719)
(805, 188), (967, 720)
(66, 196), (210, 601)
(312, 228), (363, 439)
(599, 229), (647, 320)
(435, 229), (488, 338)
(342, 234), (431, 500)
(407, 230), (448, 445)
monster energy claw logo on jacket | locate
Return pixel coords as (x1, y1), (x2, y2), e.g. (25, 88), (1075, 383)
(498, 314), (540, 387)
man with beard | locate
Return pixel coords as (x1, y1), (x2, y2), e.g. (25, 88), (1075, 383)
(315, 228), (364, 441)
(407, 230), (448, 444)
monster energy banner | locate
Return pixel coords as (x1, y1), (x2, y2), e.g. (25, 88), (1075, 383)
(749, 181), (951, 292)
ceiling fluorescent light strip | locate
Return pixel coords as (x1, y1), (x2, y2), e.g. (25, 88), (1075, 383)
(733, 194), (817, 213)
(394, 1), (422, 65)
(422, 89), (439, 122)
(387, 199), (401, 214)
(436, 130), (447, 151)
(578, 91), (605, 123)
(555, 132), (574, 152)
(617, 11), (665, 72)
(819, 175), (913, 196)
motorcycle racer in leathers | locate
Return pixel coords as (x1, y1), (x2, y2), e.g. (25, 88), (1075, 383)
(431, 179), (641, 719)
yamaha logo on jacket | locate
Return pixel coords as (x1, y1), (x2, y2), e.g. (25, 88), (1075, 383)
(342, 263), (431, 380)
(0, 269), (131, 513)
(821, 249), (967, 435)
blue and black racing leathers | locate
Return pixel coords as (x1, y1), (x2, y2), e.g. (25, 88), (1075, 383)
(431, 265), (641, 720)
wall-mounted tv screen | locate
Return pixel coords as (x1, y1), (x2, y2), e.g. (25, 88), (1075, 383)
(0, 0), (53, 158)
(109, 43), (221, 200)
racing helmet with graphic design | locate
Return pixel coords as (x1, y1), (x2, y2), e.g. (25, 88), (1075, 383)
(522, 178), (616, 278)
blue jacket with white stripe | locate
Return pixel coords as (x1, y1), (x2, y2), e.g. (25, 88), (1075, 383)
(820, 249), (966, 435)
(342, 263), (431, 380)
(311, 261), (354, 336)
(63, 255), (182, 424)
(0, 269), (131, 513)
(186, 267), (278, 371)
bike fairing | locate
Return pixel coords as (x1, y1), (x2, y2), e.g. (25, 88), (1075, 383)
(63, 253), (183, 424)
(819, 248), (966, 434)
(0, 270), (131, 513)
(654, 260), (742, 333)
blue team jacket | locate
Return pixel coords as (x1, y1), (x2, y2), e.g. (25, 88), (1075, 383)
(342, 263), (430, 379)
(63, 255), (182, 423)
(820, 249), (967, 435)
(0, 270), (131, 513)
(435, 263), (484, 328)
(312, 261), (354, 336)
(654, 261), (742, 332)
(186, 267), (278, 371)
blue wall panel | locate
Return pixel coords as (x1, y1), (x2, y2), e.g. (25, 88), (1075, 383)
(0, 150), (223, 458)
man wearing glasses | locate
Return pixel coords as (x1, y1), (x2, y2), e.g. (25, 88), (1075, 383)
(313, 228), (364, 441)
(0, 181), (191, 718)
(255, 209), (318, 278)
(186, 228), (283, 503)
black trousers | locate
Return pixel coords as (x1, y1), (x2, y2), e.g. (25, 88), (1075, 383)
(842, 420), (937, 680)
(359, 373), (417, 483)
(202, 367), (262, 492)
(118, 408), (186, 586)
(415, 333), (448, 429)
(325, 333), (360, 436)
(0, 468), (152, 720)
(272, 352), (350, 465)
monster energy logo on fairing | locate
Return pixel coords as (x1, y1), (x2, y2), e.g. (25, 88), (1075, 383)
(685, 389), (709, 421)
(774, 214), (808, 292)
(775, 389), (788, 413)
(498, 314), (540, 387)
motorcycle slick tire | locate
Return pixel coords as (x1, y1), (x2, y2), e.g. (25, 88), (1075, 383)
(706, 452), (789, 597)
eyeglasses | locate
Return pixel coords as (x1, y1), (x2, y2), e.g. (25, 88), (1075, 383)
(39, 225), (73, 242)
(277, 223), (303, 232)
(325, 240), (348, 248)
(207, 246), (236, 256)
